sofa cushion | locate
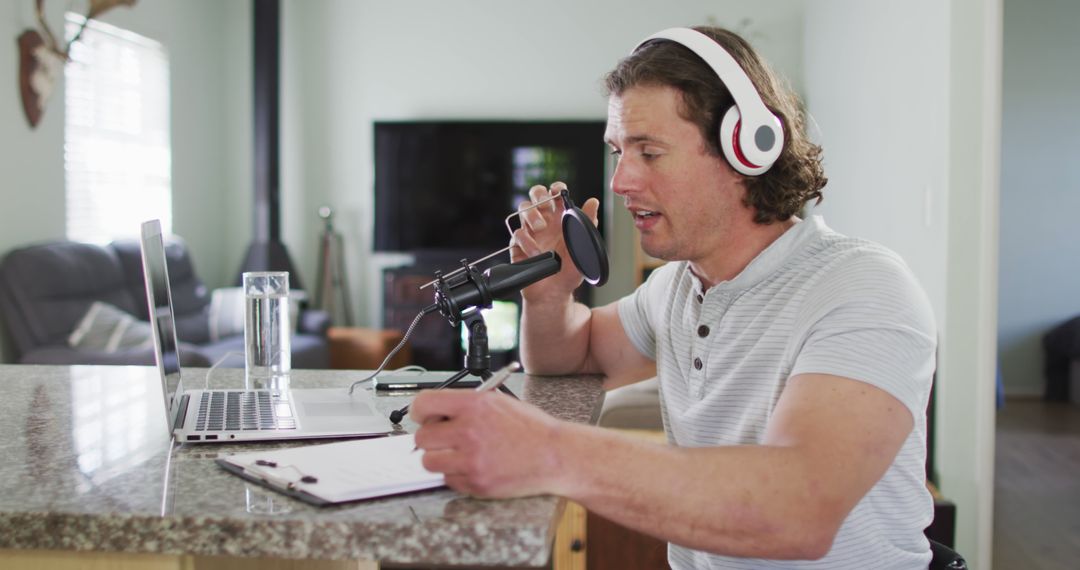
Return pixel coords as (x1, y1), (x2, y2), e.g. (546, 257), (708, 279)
(208, 287), (247, 342)
(598, 377), (664, 431)
(68, 301), (154, 352)
(0, 241), (138, 357)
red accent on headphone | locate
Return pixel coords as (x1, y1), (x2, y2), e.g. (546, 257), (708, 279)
(731, 120), (761, 170)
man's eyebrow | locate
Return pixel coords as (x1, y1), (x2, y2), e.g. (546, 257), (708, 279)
(604, 134), (667, 147)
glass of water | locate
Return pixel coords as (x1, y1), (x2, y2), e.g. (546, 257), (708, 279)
(243, 271), (291, 390)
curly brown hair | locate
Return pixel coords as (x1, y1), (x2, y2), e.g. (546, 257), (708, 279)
(604, 27), (826, 224)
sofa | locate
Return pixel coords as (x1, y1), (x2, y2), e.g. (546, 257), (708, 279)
(1043, 314), (1080, 401)
(0, 237), (330, 369)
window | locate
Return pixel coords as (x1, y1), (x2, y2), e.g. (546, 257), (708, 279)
(64, 14), (171, 243)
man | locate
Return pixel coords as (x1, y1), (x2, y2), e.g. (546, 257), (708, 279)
(411, 26), (936, 568)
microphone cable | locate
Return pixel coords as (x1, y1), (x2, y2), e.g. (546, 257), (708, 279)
(346, 303), (438, 395)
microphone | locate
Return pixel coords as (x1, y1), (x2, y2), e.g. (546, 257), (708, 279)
(432, 252), (561, 323)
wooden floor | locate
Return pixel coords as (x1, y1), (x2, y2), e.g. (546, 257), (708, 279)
(993, 399), (1080, 569)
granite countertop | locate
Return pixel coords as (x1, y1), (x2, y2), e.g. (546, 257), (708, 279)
(0, 364), (604, 567)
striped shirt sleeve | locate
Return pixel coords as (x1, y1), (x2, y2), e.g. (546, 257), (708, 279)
(790, 247), (937, 419)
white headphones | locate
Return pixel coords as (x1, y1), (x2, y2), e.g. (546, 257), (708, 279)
(633, 28), (784, 176)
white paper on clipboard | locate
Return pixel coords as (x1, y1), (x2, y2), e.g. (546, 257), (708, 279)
(217, 434), (445, 505)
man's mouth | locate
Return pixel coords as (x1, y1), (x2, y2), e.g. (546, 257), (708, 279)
(633, 210), (659, 220)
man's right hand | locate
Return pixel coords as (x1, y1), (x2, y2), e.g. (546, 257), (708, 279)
(514, 183), (653, 383)
(511, 182), (601, 302)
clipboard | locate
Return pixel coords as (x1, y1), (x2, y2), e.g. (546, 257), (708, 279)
(216, 434), (446, 506)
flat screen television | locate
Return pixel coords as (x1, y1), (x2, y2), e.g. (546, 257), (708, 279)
(373, 121), (607, 255)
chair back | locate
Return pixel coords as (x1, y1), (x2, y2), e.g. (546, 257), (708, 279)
(111, 236), (212, 344)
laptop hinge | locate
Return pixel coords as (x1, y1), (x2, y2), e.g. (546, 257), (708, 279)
(173, 394), (190, 431)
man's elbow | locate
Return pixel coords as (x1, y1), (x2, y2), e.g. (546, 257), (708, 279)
(692, 499), (843, 560)
(748, 523), (836, 560)
(743, 505), (842, 560)
(785, 526), (837, 560)
(774, 506), (845, 560)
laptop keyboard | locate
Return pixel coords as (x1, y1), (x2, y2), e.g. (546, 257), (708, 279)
(195, 390), (297, 431)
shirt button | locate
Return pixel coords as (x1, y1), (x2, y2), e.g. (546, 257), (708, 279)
(693, 357), (703, 370)
(696, 294), (704, 303)
(697, 325), (710, 338)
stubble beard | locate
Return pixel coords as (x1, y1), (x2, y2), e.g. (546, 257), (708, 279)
(639, 231), (682, 263)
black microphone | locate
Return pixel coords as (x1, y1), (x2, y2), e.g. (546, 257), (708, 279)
(432, 252), (561, 323)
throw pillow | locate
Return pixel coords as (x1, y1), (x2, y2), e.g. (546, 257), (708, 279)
(208, 287), (246, 342)
(68, 301), (155, 353)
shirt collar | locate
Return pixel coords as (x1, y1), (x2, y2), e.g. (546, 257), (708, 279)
(689, 215), (827, 295)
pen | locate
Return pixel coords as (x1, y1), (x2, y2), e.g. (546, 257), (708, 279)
(411, 361), (521, 452)
(395, 361), (521, 424)
(474, 361), (521, 393)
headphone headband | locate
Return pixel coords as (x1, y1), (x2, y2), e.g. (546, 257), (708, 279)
(632, 28), (784, 175)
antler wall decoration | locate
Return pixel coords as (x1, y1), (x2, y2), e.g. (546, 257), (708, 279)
(17, 0), (137, 128)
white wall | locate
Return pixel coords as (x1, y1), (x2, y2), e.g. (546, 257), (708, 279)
(0, 0), (250, 361)
(804, 1), (1000, 568)
(804, 2), (949, 323)
(997, 0), (1080, 396)
(0, 3), (69, 362)
(279, 0), (807, 326)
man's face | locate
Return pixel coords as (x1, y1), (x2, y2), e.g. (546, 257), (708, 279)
(604, 84), (746, 265)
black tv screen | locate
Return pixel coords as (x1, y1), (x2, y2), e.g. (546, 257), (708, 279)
(373, 121), (607, 254)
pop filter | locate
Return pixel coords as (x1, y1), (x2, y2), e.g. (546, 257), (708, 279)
(557, 190), (608, 287)
(417, 187), (609, 294)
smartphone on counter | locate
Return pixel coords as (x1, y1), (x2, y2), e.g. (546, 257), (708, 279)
(373, 375), (482, 391)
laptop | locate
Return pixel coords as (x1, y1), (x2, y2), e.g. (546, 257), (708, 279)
(140, 219), (394, 443)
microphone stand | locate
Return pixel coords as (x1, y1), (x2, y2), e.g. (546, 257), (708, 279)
(387, 261), (517, 425)
(443, 309), (519, 395)
(464, 309), (517, 394)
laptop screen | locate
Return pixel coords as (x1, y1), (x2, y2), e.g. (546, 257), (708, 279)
(140, 219), (184, 416)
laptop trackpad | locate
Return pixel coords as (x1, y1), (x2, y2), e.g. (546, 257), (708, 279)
(300, 401), (374, 417)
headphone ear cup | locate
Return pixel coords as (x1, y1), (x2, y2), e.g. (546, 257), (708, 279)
(718, 106), (743, 173)
(719, 105), (770, 176)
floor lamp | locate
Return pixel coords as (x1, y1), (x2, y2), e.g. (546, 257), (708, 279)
(313, 206), (354, 326)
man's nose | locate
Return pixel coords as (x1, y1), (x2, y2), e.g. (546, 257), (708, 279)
(610, 158), (637, 197)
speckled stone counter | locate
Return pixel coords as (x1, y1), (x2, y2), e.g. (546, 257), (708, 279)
(0, 365), (604, 567)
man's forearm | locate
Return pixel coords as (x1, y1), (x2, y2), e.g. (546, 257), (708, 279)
(519, 295), (595, 375)
(548, 423), (847, 560)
